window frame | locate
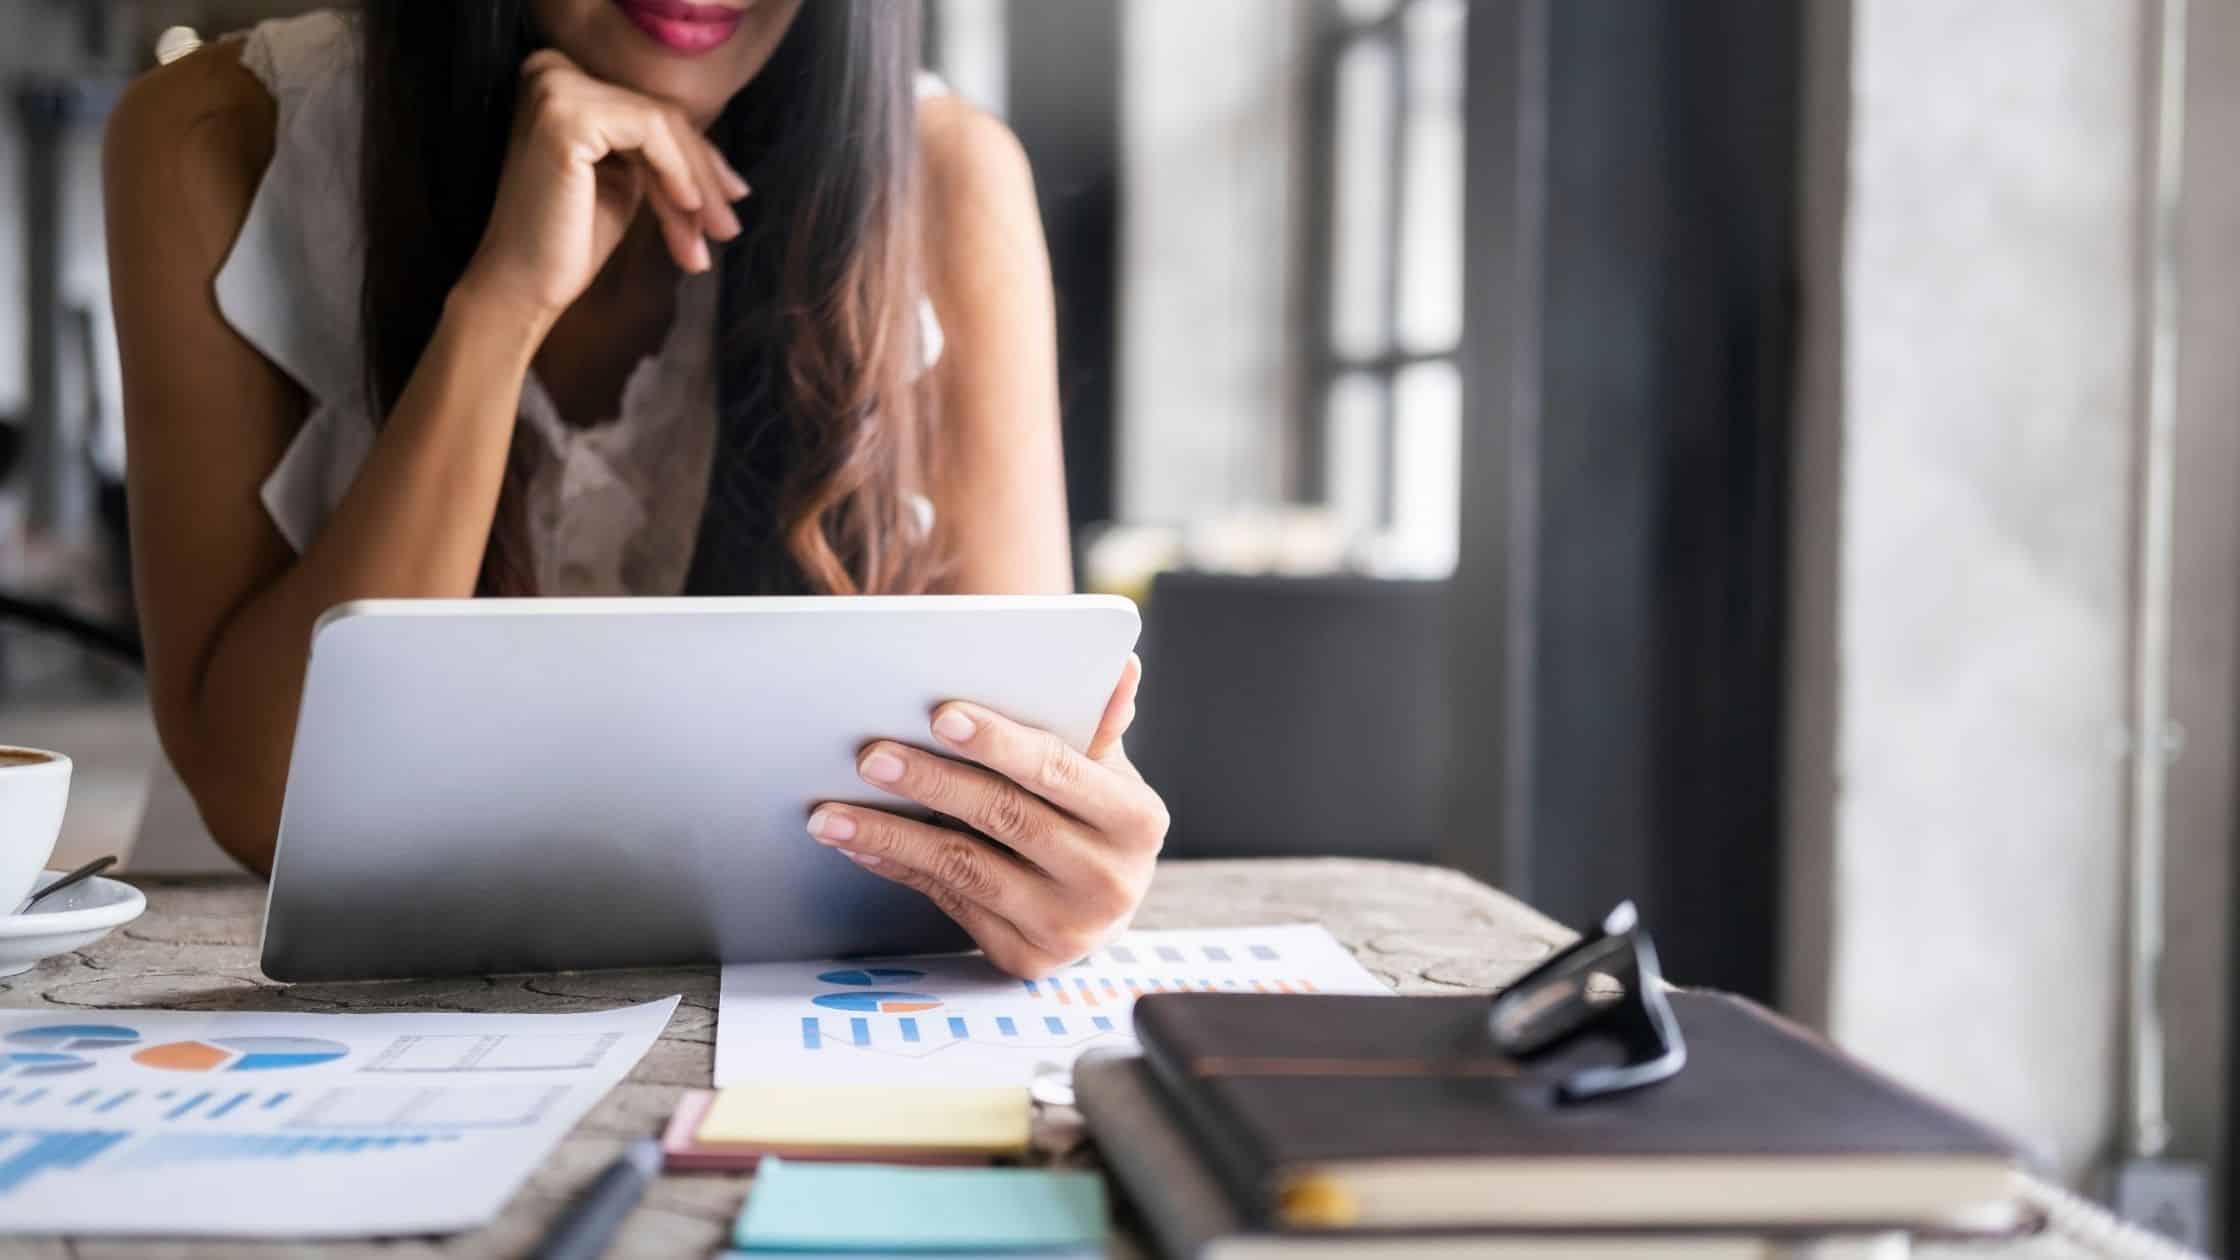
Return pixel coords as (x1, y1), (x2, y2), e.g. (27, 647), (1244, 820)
(1296, 0), (1468, 530)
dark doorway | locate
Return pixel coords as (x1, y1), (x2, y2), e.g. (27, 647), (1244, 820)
(1450, 0), (1802, 1002)
(1001, 0), (1121, 536)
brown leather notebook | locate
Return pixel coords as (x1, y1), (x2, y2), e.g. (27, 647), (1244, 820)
(1132, 990), (2030, 1234)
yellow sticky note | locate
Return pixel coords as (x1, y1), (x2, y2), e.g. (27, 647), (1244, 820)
(696, 1084), (1031, 1156)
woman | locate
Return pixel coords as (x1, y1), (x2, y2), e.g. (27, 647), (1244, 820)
(103, 0), (1167, 978)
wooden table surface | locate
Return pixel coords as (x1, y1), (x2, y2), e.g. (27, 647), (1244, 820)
(0, 859), (2187, 1260)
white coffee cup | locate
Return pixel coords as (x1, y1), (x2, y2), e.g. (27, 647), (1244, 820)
(0, 748), (71, 909)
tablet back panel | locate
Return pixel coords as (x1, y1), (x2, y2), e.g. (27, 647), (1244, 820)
(260, 596), (1140, 981)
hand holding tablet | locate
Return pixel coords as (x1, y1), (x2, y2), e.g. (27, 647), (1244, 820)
(261, 595), (1145, 982)
(808, 651), (1167, 979)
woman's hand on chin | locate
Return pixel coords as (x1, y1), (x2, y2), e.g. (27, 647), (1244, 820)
(807, 655), (1169, 979)
(456, 49), (749, 330)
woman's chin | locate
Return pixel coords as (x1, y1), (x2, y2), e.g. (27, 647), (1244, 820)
(537, 0), (803, 127)
(593, 57), (741, 128)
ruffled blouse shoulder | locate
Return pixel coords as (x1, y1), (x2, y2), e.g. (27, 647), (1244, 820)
(218, 11), (947, 570)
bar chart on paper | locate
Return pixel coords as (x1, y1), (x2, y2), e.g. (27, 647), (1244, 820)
(716, 924), (1387, 1087)
(0, 1000), (678, 1237)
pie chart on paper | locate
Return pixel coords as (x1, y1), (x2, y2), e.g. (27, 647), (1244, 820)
(0, 1051), (95, 1076)
(132, 1036), (349, 1072)
(816, 968), (927, 987)
(4, 1024), (140, 1053)
(810, 991), (943, 1014)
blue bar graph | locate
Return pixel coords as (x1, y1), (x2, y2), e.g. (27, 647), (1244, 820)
(1156, 946), (1184, 963)
(31, 1086), (305, 1118)
(1093, 1016), (1114, 1032)
(111, 1130), (454, 1174)
(1043, 1016), (1065, 1035)
(995, 1017), (1017, 1038)
(900, 1018), (920, 1043)
(800, 1018), (821, 1050)
(1021, 979), (1039, 997)
(1250, 945), (1279, 961)
(849, 1018), (869, 1047)
(948, 1017), (969, 1039)
(0, 1129), (128, 1196)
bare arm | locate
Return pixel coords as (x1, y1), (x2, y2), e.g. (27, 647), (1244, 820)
(918, 98), (1072, 594)
(107, 51), (542, 872)
(107, 48), (740, 872)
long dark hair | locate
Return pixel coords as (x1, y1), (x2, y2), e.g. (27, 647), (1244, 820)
(358, 2), (938, 596)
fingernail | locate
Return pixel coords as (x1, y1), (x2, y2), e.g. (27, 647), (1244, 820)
(859, 749), (905, 784)
(691, 236), (712, 272)
(844, 851), (882, 868)
(933, 709), (976, 744)
(721, 162), (750, 199)
(807, 808), (856, 843)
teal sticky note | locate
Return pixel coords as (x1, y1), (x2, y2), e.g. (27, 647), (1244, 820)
(734, 1158), (1107, 1252)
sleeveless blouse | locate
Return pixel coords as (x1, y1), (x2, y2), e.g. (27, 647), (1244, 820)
(219, 10), (945, 595)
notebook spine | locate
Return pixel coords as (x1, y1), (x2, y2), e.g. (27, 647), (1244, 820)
(1074, 1053), (1243, 1260)
(1133, 996), (1284, 1226)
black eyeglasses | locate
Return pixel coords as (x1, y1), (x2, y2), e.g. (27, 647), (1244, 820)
(1484, 900), (1687, 1103)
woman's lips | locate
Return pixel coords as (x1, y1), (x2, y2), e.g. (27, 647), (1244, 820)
(611, 0), (747, 55)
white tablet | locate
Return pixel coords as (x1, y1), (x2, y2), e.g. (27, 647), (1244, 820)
(260, 595), (1141, 981)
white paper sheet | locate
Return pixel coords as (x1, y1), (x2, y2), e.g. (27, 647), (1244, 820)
(716, 924), (1385, 1088)
(0, 998), (677, 1237)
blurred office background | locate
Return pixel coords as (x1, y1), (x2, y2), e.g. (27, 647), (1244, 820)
(0, 0), (2233, 1248)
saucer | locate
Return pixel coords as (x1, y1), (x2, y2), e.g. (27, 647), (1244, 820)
(0, 872), (146, 977)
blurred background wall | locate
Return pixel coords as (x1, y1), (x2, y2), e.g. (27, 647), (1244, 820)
(0, 0), (2232, 1247)
(1790, 0), (2142, 1185)
(1788, 3), (2239, 1229)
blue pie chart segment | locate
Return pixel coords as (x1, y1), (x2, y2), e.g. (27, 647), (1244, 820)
(811, 991), (943, 1014)
(817, 968), (927, 987)
(216, 1036), (349, 1071)
(5, 1024), (140, 1052)
(0, 1051), (94, 1076)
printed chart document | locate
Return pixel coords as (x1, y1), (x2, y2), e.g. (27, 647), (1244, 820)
(717, 924), (1384, 1088)
(0, 998), (677, 1237)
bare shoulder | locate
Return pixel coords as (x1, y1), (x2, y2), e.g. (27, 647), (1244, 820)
(918, 92), (1030, 180)
(104, 40), (276, 260)
(915, 94), (1046, 291)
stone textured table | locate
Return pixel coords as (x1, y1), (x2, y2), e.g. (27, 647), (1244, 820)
(0, 860), (2191, 1260)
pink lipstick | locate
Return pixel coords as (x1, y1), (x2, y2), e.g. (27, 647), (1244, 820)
(612, 0), (746, 55)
